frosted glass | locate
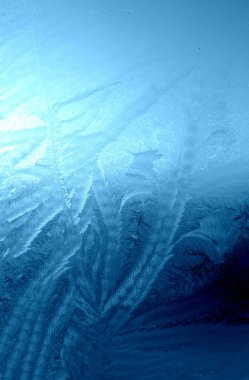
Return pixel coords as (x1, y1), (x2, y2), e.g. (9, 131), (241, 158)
(1, 0), (249, 379)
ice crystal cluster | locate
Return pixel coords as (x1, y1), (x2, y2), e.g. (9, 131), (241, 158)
(1, 0), (249, 379)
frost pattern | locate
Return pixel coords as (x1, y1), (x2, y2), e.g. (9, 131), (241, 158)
(1, 1), (249, 379)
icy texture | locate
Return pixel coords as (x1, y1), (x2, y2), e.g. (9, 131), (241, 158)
(1, 0), (249, 379)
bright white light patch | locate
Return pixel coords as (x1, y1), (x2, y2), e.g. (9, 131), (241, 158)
(0, 106), (45, 133)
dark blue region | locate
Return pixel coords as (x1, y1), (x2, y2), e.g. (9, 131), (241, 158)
(137, 233), (249, 327)
(1, 191), (249, 379)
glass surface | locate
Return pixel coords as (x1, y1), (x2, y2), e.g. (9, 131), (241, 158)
(1, 1), (249, 379)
